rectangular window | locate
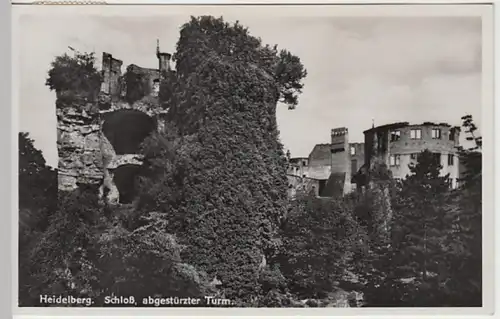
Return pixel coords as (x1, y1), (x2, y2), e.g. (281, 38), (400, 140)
(410, 153), (419, 161)
(390, 155), (400, 166)
(449, 130), (455, 141)
(302, 160), (307, 166)
(350, 146), (356, 156)
(448, 154), (454, 166)
(432, 128), (442, 139)
(410, 129), (422, 139)
(351, 159), (358, 174)
(433, 153), (441, 165)
(390, 130), (401, 142)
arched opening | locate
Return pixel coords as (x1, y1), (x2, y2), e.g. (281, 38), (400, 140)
(102, 109), (156, 154)
(113, 164), (143, 204)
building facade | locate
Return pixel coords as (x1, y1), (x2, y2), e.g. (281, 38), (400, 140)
(286, 127), (365, 197)
(363, 122), (461, 188)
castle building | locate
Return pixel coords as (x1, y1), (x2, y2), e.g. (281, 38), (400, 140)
(57, 42), (173, 205)
(362, 122), (462, 188)
(286, 121), (463, 199)
(287, 127), (365, 197)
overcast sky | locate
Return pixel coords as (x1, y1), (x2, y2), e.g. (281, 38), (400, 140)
(16, 12), (483, 167)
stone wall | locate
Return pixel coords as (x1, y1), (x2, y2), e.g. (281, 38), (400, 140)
(308, 144), (331, 180)
(287, 127), (362, 195)
(101, 52), (123, 101)
(331, 127), (351, 195)
(124, 64), (161, 99)
(57, 102), (102, 191)
(287, 157), (309, 177)
(157, 52), (172, 74)
(349, 142), (365, 176)
(57, 49), (172, 205)
(364, 122), (461, 186)
(287, 174), (320, 198)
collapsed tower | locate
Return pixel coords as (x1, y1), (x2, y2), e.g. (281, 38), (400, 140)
(56, 42), (173, 204)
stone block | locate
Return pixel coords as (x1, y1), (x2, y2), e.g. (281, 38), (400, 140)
(58, 173), (78, 191)
(83, 133), (101, 150)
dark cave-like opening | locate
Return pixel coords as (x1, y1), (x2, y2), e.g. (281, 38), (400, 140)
(113, 164), (143, 204)
(102, 109), (156, 155)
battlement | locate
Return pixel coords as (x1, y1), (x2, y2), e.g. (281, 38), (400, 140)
(331, 127), (348, 137)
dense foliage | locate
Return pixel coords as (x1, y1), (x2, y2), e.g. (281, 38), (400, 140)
(132, 16), (308, 303)
(46, 50), (102, 107)
(18, 133), (58, 305)
(171, 16), (307, 110)
(123, 65), (148, 104)
(277, 194), (368, 299)
(359, 116), (483, 307)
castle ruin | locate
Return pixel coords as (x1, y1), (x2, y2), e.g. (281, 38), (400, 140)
(286, 121), (463, 198)
(57, 42), (172, 204)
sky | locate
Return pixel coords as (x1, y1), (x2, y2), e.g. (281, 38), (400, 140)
(16, 12), (483, 167)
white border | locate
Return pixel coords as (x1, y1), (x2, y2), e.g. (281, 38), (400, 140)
(10, 1), (496, 318)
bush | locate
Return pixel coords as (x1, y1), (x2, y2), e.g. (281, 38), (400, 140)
(46, 51), (102, 106)
(97, 212), (213, 304)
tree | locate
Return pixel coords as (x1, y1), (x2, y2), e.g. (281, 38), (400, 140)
(277, 194), (367, 299)
(97, 212), (214, 305)
(172, 16), (307, 110)
(18, 132), (58, 305)
(24, 189), (101, 305)
(396, 150), (450, 278)
(18, 132), (57, 222)
(123, 65), (148, 104)
(439, 115), (482, 306)
(137, 16), (307, 303)
(362, 150), (452, 307)
(46, 50), (102, 107)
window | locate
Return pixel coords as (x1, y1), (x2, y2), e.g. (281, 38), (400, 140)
(432, 128), (442, 139)
(449, 131), (455, 141)
(350, 146), (356, 155)
(433, 153), (441, 165)
(391, 131), (401, 142)
(351, 159), (358, 174)
(390, 130), (401, 142)
(448, 154), (454, 166)
(302, 160), (307, 166)
(390, 155), (400, 166)
(410, 153), (419, 161)
(410, 129), (422, 139)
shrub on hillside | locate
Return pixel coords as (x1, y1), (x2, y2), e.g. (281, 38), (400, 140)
(97, 212), (214, 304)
(277, 194), (368, 299)
(25, 189), (101, 305)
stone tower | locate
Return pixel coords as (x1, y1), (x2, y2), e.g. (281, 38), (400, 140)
(57, 45), (173, 205)
(330, 127), (351, 194)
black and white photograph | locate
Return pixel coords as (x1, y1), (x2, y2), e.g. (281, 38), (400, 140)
(14, 3), (494, 312)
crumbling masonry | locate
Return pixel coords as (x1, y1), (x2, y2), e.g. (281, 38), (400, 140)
(57, 42), (172, 204)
